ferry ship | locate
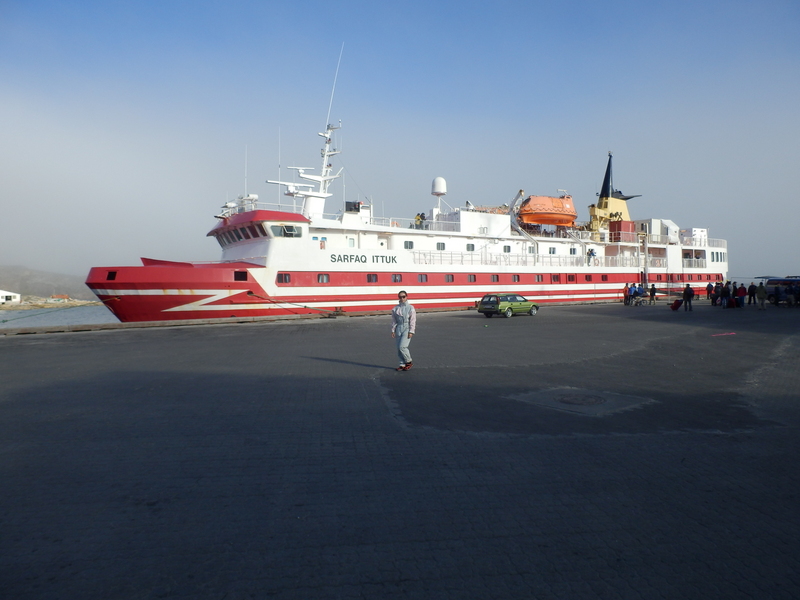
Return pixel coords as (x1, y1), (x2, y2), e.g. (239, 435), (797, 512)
(86, 122), (728, 322)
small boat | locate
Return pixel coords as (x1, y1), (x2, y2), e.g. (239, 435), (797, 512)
(518, 194), (577, 226)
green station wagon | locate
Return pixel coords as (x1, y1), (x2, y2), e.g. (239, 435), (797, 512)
(477, 293), (539, 318)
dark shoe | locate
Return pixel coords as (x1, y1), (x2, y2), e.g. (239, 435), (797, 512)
(403, 363), (413, 371)
(396, 365), (406, 371)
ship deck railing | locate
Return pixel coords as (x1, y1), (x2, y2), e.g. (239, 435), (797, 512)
(413, 252), (671, 269)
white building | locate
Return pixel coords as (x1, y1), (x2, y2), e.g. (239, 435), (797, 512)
(0, 290), (21, 304)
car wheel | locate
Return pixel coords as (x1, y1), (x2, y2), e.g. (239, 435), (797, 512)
(504, 307), (513, 318)
(528, 306), (538, 316)
(484, 312), (493, 318)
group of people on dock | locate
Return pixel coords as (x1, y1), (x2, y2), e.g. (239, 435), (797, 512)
(622, 283), (658, 306)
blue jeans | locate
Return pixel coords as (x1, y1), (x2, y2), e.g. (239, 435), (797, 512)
(396, 330), (412, 365)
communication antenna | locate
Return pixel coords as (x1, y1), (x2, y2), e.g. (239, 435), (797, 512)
(325, 43), (345, 128)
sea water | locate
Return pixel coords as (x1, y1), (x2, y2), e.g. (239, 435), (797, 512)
(0, 305), (119, 329)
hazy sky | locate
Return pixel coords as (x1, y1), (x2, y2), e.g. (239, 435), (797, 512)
(1, 0), (798, 279)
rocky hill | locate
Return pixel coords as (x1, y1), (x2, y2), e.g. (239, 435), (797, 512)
(0, 266), (95, 300)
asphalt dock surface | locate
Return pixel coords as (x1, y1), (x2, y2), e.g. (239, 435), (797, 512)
(1, 302), (799, 599)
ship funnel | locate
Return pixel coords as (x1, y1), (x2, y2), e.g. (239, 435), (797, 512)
(432, 177), (447, 197)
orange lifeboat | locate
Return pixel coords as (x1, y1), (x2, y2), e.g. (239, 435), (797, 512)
(518, 194), (577, 226)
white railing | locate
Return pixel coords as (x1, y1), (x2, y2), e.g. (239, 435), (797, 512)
(683, 259), (708, 269)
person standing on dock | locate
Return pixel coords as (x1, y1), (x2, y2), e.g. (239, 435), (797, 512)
(391, 291), (416, 371)
(683, 284), (694, 311)
(747, 282), (757, 305)
(756, 282), (767, 310)
(649, 284), (657, 304)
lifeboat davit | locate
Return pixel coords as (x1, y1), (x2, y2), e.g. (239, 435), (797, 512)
(518, 194), (577, 226)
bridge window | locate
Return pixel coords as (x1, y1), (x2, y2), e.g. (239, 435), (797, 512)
(270, 225), (302, 238)
(239, 227), (251, 240)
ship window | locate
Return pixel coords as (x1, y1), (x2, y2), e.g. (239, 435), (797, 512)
(536, 275), (543, 282)
(513, 275), (520, 282)
(318, 274), (330, 283)
(270, 225), (302, 238)
(392, 274), (402, 283)
(492, 275), (499, 282)
(257, 223), (269, 237)
(707, 274), (712, 280)
(234, 271), (248, 281)
(601, 275), (608, 281)
(503, 246), (511, 253)
(233, 229), (243, 241)
(436, 242), (445, 251)
(688, 275), (693, 281)
(568, 274), (576, 282)
(468, 274), (476, 282)
(552, 275), (560, 283)
(528, 247), (535, 254)
(656, 275), (662, 281)
(277, 273), (291, 283)
(404, 241), (414, 249)
(548, 247), (556, 255)
(223, 232), (234, 244)
(569, 248), (577, 255)
(445, 274), (454, 282)
(466, 244), (475, 252)
(216, 236), (225, 248)
(247, 225), (260, 238)
(585, 275), (592, 282)
(348, 238), (355, 247)
(367, 274), (378, 283)
(240, 227), (252, 240)
(418, 274), (428, 283)
(106, 271), (117, 281)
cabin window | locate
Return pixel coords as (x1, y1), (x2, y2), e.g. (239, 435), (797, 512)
(491, 275), (499, 282)
(392, 274), (402, 283)
(277, 273), (291, 284)
(234, 271), (248, 281)
(528, 247), (535, 254)
(536, 275), (543, 282)
(418, 274), (428, 283)
(240, 227), (252, 240)
(585, 275), (592, 282)
(549, 247), (556, 255)
(317, 274), (330, 283)
(688, 275), (693, 281)
(503, 246), (511, 253)
(367, 274), (378, 283)
(106, 271), (117, 281)
(656, 275), (662, 281)
(513, 275), (520, 282)
(707, 274), (712, 280)
(404, 241), (414, 250)
(270, 225), (302, 238)
(601, 275), (608, 281)
(466, 244), (475, 252)
(436, 242), (445, 251)
(567, 274), (576, 282)
(348, 238), (355, 247)
(552, 275), (560, 283)
(570, 248), (577, 255)
(468, 274), (476, 282)
(445, 274), (454, 282)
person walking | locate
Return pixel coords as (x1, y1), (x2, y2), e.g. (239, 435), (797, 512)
(649, 284), (657, 304)
(706, 282), (713, 300)
(682, 284), (694, 311)
(391, 290), (416, 371)
(756, 282), (767, 310)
